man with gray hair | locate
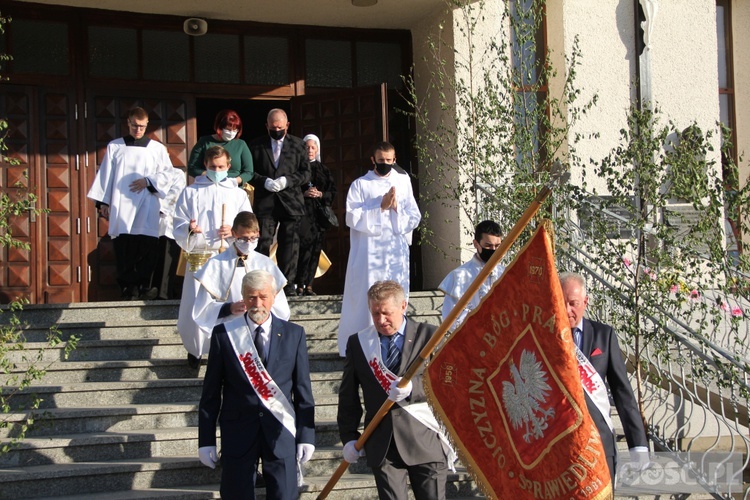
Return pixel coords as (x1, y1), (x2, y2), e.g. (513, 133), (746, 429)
(559, 271), (648, 486)
(198, 269), (315, 498)
(338, 280), (454, 499)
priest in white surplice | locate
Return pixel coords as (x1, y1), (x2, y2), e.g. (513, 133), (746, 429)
(87, 106), (175, 300)
(189, 211), (290, 359)
(174, 146), (252, 367)
(337, 142), (421, 356)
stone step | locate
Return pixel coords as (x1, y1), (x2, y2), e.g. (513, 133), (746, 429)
(0, 456), (222, 499)
(2, 292), (443, 327)
(0, 453), (479, 500)
(0, 403), (200, 439)
(3, 370), (344, 410)
(1, 359), (343, 387)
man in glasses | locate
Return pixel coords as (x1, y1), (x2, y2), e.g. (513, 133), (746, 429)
(189, 211), (290, 367)
(87, 106), (175, 300)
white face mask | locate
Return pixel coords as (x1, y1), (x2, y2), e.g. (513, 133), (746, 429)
(234, 239), (257, 255)
(221, 129), (238, 141)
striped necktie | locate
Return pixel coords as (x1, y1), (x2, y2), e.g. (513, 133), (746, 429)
(384, 335), (401, 373)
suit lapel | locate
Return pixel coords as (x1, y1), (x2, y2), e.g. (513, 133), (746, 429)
(266, 315), (281, 368)
(399, 319), (417, 375)
(582, 318), (595, 360)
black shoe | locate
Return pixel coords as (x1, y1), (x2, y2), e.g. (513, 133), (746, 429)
(296, 287), (304, 297)
(187, 353), (201, 369)
(284, 285), (297, 298)
(304, 286), (316, 296)
(139, 286), (159, 300)
(121, 286), (139, 301)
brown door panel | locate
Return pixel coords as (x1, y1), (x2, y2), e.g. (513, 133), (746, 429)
(84, 92), (191, 301)
(290, 86), (386, 295)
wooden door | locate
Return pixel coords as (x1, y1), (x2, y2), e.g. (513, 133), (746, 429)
(290, 85), (387, 294)
(0, 85), (85, 304)
(85, 93), (191, 301)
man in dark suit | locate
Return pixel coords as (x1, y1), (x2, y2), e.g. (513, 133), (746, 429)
(560, 272), (648, 485)
(198, 269), (315, 499)
(338, 280), (449, 500)
(248, 109), (311, 297)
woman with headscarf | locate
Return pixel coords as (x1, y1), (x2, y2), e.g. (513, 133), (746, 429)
(294, 133), (336, 295)
(187, 109), (254, 187)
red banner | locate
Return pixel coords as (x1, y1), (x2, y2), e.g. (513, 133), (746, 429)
(425, 225), (612, 499)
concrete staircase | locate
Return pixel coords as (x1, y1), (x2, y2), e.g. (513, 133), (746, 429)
(0, 293), (485, 499)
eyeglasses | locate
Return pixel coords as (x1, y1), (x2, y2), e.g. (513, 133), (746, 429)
(236, 236), (259, 243)
(128, 122), (148, 130)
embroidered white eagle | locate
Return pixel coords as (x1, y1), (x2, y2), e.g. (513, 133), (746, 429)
(502, 349), (555, 443)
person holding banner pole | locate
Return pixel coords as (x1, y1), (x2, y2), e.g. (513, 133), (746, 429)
(198, 270), (315, 499)
(560, 271), (649, 486)
(337, 280), (454, 500)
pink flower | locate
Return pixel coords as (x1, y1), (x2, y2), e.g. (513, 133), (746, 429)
(623, 257), (632, 268)
(731, 307), (743, 317)
(670, 284), (679, 294)
(719, 301), (730, 312)
(644, 267), (657, 280)
(689, 289), (700, 301)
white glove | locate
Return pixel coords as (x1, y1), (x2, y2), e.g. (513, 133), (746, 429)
(198, 446), (219, 469)
(275, 176), (288, 191)
(296, 443), (315, 463)
(343, 440), (364, 463)
(264, 178), (280, 192)
(388, 378), (413, 402)
(628, 446), (650, 471)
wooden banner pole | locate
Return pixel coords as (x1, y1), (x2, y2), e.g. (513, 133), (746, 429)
(316, 165), (569, 499)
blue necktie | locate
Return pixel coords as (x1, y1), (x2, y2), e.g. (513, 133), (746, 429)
(572, 327), (582, 350)
(384, 336), (401, 373)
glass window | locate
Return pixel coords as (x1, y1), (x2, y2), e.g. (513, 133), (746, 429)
(11, 19), (68, 75)
(142, 30), (189, 81)
(356, 41), (402, 89)
(244, 36), (289, 85)
(88, 26), (138, 79)
(716, 5), (728, 88)
(306, 39), (352, 88)
(195, 33), (240, 83)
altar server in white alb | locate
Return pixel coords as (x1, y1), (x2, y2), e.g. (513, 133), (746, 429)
(87, 106), (175, 300)
(190, 211), (290, 360)
(337, 141), (421, 356)
(174, 145), (252, 367)
(438, 220), (504, 331)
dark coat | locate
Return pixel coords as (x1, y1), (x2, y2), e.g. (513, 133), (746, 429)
(581, 318), (648, 458)
(198, 314), (315, 457)
(248, 133), (310, 217)
(337, 319), (446, 468)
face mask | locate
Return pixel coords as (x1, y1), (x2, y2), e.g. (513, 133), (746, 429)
(206, 170), (228, 183)
(479, 247), (496, 263)
(220, 129), (237, 141)
(234, 239), (257, 255)
(374, 162), (392, 176)
(268, 129), (286, 141)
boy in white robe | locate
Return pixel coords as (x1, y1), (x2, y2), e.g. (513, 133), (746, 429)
(189, 211), (290, 359)
(174, 146), (252, 366)
(438, 220), (504, 331)
(87, 106), (174, 300)
(337, 142), (421, 356)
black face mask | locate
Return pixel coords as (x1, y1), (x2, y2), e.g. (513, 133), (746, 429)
(268, 129), (286, 141)
(479, 247), (495, 263)
(374, 162), (392, 176)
